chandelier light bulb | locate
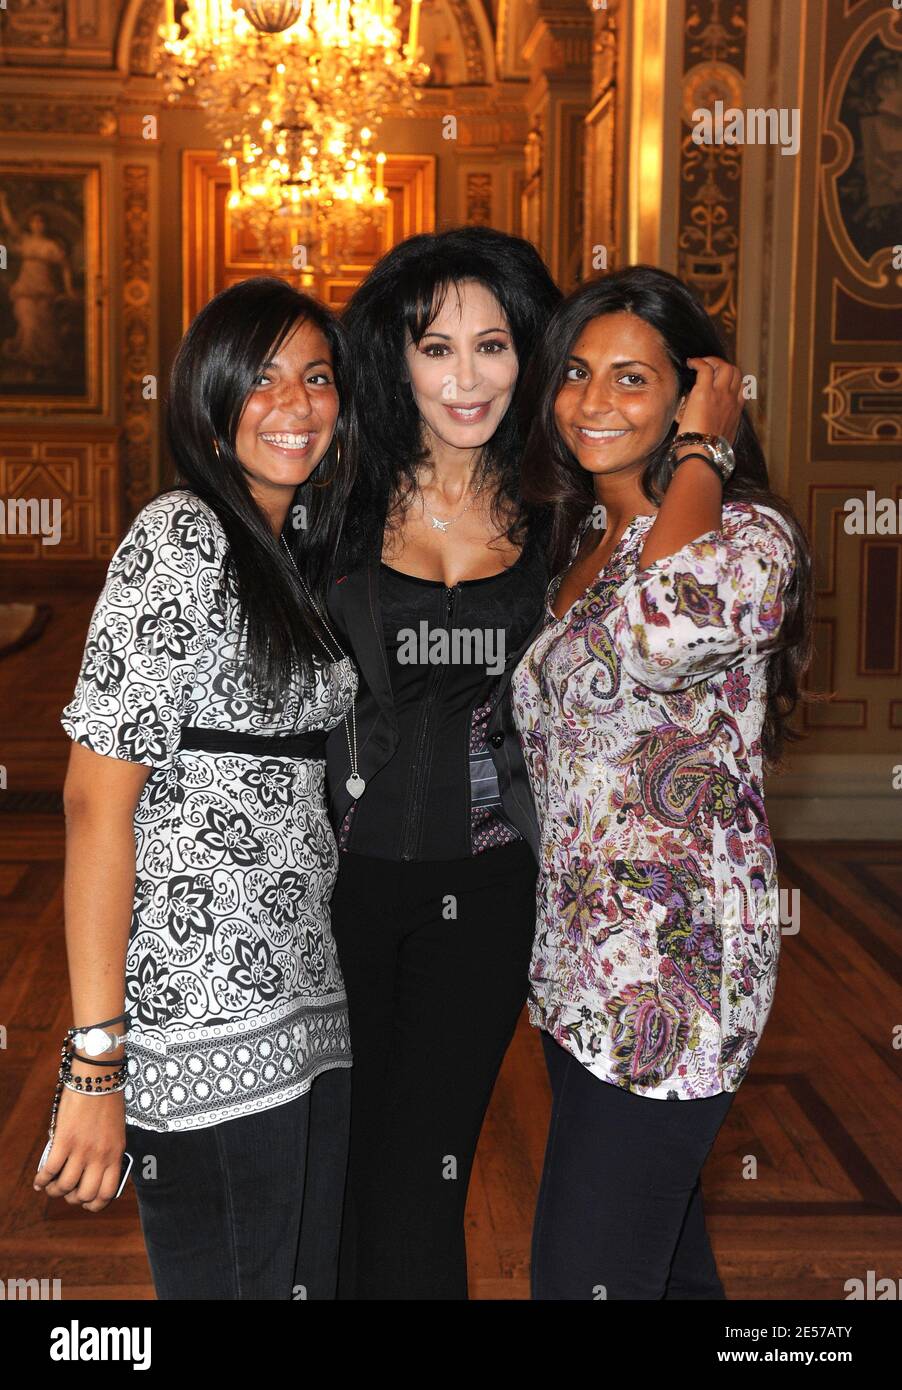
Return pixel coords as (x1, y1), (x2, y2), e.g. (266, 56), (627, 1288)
(156, 0), (428, 270)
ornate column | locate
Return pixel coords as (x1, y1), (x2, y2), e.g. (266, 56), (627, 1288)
(520, 0), (594, 291)
(582, 0), (625, 276)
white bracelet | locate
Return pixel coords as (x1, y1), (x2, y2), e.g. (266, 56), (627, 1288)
(70, 1026), (129, 1056)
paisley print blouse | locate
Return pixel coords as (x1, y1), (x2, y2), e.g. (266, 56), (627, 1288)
(511, 502), (796, 1100)
(62, 490), (357, 1132)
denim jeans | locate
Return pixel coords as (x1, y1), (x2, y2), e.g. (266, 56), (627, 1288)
(125, 1064), (351, 1300)
(532, 1030), (735, 1300)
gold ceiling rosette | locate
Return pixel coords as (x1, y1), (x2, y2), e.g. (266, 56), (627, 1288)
(157, 0), (429, 271)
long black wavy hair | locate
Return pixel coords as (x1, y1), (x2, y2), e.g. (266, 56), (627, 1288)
(338, 225), (562, 568)
(518, 264), (814, 767)
(165, 275), (357, 706)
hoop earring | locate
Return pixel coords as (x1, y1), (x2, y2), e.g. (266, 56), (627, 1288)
(309, 441), (338, 489)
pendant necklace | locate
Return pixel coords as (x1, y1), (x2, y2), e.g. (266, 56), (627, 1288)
(280, 534), (365, 799)
(421, 474), (485, 532)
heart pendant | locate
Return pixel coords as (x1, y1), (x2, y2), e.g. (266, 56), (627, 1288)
(346, 773), (366, 798)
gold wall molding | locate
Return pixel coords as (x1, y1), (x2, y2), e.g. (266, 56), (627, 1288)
(804, 484), (872, 732)
(68, 0), (118, 48)
(444, 0), (490, 83)
(859, 539), (901, 679)
(590, 0), (617, 94)
(0, 0), (66, 56)
(752, 0), (783, 442)
(521, 1), (592, 286)
(808, 2), (901, 468)
(126, 0), (167, 74)
(0, 0), (117, 64)
(820, 6), (902, 290)
(0, 101), (118, 136)
(522, 12), (594, 73)
(823, 364), (902, 446)
(804, 481), (902, 739)
(831, 279), (902, 344)
(520, 120), (543, 254)
(381, 90), (529, 124)
(677, 0), (750, 352)
(496, 0), (536, 80)
(121, 162), (155, 514)
(465, 172), (493, 224)
(583, 0), (623, 276)
(0, 429), (118, 561)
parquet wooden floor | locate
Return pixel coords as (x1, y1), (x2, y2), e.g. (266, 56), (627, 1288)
(1, 586), (900, 1299)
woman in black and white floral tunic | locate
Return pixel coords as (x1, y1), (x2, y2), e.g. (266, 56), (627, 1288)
(35, 277), (360, 1301)
(62, 489), (356, 1129)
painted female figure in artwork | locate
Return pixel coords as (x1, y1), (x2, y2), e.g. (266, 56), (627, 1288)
(0, 192), (78, 377)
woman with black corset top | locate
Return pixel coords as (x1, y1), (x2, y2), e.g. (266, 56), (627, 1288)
(319, 226), (561, 1299)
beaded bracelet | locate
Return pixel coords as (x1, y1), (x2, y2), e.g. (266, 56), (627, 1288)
(41, 1040), (128, 1163)
(62, 1075), (127, 1096)
(49, 1034), (127, 1121)
(60, 1045), (126, 1094)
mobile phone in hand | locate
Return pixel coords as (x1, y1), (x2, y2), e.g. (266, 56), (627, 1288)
(38, 1139), (133, 1200)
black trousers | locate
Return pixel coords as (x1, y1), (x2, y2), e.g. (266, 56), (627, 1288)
(532, 1030), (735, 1300)
(125, 1064), (351, 1300)
(329, 839), (537, 1300)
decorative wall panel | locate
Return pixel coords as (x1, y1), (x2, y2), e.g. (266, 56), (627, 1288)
(0, 431), (118, 561)
(677, 0), (749, 355)
(802, 1), (902, 751)
(122, 163), (154, 514)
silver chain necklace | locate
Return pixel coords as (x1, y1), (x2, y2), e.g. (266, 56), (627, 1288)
(280, 534), (364, 799)
(419, 474), (485, 532)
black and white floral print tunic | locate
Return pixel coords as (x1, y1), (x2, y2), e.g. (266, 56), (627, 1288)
(62, 489), (357, 1132)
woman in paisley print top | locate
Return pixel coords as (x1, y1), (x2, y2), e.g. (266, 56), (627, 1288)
(37, 278), (360, 1301)
(511, 266), (812, 1300)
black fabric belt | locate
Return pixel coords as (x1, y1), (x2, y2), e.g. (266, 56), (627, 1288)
(177, 725), (328, 758)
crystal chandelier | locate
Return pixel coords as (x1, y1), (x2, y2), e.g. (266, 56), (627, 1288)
(157, 0), (429, 271)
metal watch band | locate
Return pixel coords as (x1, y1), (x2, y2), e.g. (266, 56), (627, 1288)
(670, 432), (735, 481)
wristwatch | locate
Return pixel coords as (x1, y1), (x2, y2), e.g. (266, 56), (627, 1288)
(669, 432), (736, 483)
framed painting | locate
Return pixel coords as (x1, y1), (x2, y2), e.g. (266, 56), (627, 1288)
(0, 163), (103, 412)
(822, 12), (902, 288)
